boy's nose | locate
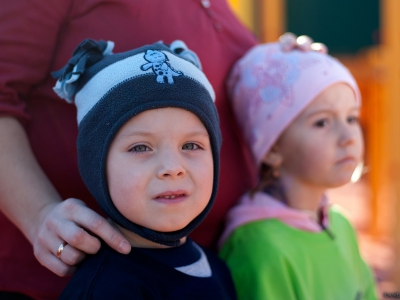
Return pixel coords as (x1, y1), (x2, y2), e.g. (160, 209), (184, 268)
(156, 151), (186, 179)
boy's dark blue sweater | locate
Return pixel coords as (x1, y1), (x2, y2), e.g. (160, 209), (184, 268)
(59, 238), (236, 299)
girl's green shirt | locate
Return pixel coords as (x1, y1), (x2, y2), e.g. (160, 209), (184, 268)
(219, 206), (378, 300)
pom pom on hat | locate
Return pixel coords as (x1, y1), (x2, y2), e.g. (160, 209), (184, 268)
(52, 39), (115, 102)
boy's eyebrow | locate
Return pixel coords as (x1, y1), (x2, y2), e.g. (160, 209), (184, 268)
(183, 130), (210, 138)
(117, 131), (156, 139)
(117, 129), (210, 139)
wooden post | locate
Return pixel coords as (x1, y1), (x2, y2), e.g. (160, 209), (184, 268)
(380, 0), (400, 288)
(259, 0), (286, 42)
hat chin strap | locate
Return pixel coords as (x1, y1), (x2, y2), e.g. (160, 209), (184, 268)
(113, 207), (210, 247)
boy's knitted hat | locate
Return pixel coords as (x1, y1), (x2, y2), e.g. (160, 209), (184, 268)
(52, 39), (221, 247)
(228, 42), (360, 168)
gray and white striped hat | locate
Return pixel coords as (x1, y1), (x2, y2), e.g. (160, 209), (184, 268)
(52, 39), (221, 246)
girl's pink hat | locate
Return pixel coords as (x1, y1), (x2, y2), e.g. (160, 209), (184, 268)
(228, 42), (361, 167)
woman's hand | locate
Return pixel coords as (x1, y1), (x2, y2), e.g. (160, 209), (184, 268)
(0, 117), (130, 277)
(33, 198), (131, 277)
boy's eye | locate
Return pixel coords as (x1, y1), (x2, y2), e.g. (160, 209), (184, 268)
(131, 145), (150, 152)
(314, 119), (328, 128)
(182, 143), (199, 150)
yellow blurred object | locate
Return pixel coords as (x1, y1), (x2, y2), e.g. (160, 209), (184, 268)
(227, 0), (254, 32)
(227, 0), (285, 42)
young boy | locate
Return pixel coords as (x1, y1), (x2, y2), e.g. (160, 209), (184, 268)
(52, 39), (235, 299)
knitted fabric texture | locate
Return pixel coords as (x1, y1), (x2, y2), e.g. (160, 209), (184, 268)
(53, 39), (221, 246)
(227, 42), (361, 167)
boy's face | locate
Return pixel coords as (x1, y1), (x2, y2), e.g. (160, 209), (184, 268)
(272, 83), (364, 189)
(106, 107), (213, 234)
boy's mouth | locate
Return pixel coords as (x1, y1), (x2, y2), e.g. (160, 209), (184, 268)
(153, 190), (188, 203)
(155, 194), (186, 199)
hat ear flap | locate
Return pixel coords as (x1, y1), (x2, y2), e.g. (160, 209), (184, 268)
(169, 40), (202, 70)
(52, 39), (115, 102)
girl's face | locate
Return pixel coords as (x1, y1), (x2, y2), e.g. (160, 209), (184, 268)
(272, 83), (364, 189)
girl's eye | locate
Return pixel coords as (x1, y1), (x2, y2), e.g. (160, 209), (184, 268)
(131, 145), (150, 152)
(348, 115), (359, 124)
(182, 143), (200, 150)
(314, 119), (328, 128)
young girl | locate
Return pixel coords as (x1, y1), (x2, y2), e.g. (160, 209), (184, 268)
(219, 34), (378, 300)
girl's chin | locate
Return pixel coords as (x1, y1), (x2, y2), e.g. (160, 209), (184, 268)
(326, 177), (354, 189)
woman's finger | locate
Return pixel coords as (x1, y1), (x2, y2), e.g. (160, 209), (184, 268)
(57, 219), (101, 255)
(34, 238), (77, 277)
(54, 242), (86, 266)
(46, 251), (77, 277)
(65, 199), (131, 254)
(32, 198), (130, 277)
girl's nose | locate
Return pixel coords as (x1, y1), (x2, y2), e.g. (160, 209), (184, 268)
(338, 122), (358, 147)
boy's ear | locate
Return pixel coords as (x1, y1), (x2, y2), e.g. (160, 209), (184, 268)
(261, 145), (283, 168)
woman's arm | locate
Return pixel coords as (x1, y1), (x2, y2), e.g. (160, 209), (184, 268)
(0, 117), (130, 276)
